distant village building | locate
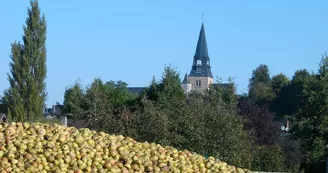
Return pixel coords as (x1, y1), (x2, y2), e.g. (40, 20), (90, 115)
(127, 87), (146, 96)
(0, 113), (6, 123)
(0, 103), (7, 123)
(42, 104), (83, 128)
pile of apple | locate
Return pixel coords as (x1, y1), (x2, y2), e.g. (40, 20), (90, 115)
(0, 122), (252, 173)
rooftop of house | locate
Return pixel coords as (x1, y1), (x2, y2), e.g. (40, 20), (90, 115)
(127, 87), (147, 95)
(182, 73), (190, 84)
(43, 104), (64, 117)
(67, 119), (87, 129)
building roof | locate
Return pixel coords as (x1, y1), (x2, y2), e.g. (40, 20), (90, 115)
(67, 119), (86, 129)
(43, 104), (64, 117)
(127, 87), (146, 95)
(182, 73), (190, 84)
(211, 83), (229, 89)
(189, 23), (213, 78)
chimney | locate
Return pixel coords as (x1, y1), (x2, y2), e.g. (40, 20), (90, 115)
(43, 104), (47, 114)
(286, 120), (290, 129)
(52, 105), (56, 116)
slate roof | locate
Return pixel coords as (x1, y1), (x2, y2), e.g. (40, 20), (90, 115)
(182, 73), (190, 84)
(127, 87), (146, 95)
(194, 23), (209, 58)
(211, 83), (229, 89)
(43, 104), (64, 117)
(189, 23), (213, 78)
(67, 119), (87, 129)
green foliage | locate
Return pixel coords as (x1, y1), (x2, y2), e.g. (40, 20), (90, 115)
(288, 69), (311, 115)
(249, 82), (275, 104)
(270, 73), (290, 120)
(146, 65), (186, 104)
(139, 65), (189, 147)
(104, 80), (134, 108)
(271, 73), (290, 95)
(63, 65), (290, 170)
(4, 0), (47, 122)
(63, 78), (135, 137)
(207, 78), (238, 108)
(292, 69), (311, 84)
(251, 145), (285, 172)
(136, 68), (253, 168)
(145, 76), (159, 101)
(249, 64), (271, 86)
(134, 97), (171, 145)
(63, 80), (86, 120)
(248, 64), (275, 105)
(273, 69), (311, 119)
(180, 87), (253, 168)
(319, 53), (328, 76)
(291, 54), (328, 168)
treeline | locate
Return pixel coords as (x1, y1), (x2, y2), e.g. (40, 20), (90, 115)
(61, 65), (289, 172)
(63, 55), (328, 172)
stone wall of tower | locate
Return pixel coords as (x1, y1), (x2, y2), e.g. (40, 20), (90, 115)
(181, 83), (192, 94)
(188, 77), (213, 90)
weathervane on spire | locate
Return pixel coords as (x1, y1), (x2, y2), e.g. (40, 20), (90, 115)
(202, 13), (204, 23)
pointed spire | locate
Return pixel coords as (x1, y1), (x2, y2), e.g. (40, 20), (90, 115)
(194, 23), (209, 58)
(189, 22), (213, 78)
(182, 73), (189, 84)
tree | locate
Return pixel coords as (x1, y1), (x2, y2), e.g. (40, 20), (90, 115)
(292, 69), (311, 84)
(291, 55), (328, 170)
(275, 69), (311, 118)
(249, 64), (271, 86)
(319, 53), (328, 76)
(184, 93), (253, 168)
(238, 99), (280, 146)
(63, 80), (86, 120)
(136, 67), (253, 168)
(279, 135), (304, 172)
(248, 64), (275, 105)
(157, 65), (186, 104)
(63, 78), (136, 136)
(4, 0), (47, 121)
(144, 76), (158, 101)
(84, 79), (118, 132)
(135, 97), (171, 145)
(271, 73), (290, 95)
(143, 65), (185, 106)
(206, 78), (238, 108)
(251, 145), (285, 172)
(271, 73), (290, 119)
(249, 82), (275, 105)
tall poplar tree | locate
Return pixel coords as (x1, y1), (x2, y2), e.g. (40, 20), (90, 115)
(4, 0), (47, 121)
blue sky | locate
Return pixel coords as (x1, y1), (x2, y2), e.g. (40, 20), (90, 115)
(1, 1), (327, 106)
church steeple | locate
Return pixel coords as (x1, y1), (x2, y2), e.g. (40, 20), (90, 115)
(189, 23), (213, 78)
(194, 23), (209, 58)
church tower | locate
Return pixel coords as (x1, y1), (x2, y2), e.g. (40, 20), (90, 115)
(188, 23), (213, 91)
(181, 73), (192, 94)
